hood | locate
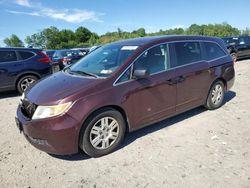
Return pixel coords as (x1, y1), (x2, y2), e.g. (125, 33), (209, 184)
(26, 71), (103, 105)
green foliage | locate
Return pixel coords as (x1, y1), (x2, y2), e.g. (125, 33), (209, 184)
(88, 33), (99, 46)
(241, 27), (250, 36)
(10, 23), (245, 49)
(42, 26), (61, 49)
(25, 32), (46, 48)
(4, 34), (24, 47)
(186, 23), (240, 37)
(75, 27), (92, 44)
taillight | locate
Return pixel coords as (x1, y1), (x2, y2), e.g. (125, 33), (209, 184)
(37, 51), (51, 63)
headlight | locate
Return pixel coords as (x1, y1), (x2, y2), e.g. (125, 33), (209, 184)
(32, 102), (72, 120)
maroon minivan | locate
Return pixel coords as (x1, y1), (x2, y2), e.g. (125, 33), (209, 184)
(16, 36), (235, 157)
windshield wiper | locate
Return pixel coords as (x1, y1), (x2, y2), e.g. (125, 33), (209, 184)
(69, 69), (98, 78)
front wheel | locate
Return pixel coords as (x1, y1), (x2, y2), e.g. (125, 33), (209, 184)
(205, 80), (225, 110)
(79, 109), (126, 157)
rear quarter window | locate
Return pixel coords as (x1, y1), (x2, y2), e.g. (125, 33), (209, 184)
(204, 42), (226, 61)
(0, 51), (17, 63)
(173, 42), (202, 67)
(18, 51), (35, 60)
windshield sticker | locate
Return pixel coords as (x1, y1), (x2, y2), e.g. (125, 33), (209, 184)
(121, 46), (138, 50)
(100, 70), (113, 74)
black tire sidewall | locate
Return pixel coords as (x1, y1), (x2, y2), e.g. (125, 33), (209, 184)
(80, 109), (126, 157)
(206, 81), (225, 110)
(17, 75), (38, 94)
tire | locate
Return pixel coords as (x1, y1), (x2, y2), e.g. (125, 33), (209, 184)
(231, 52), (237, 62)
(205, 80), (225, 110)
(17, 75), (38, 94)
(79, 109), (126, 157)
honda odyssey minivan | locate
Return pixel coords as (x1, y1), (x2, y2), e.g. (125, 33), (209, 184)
(16, 36), (235, 157)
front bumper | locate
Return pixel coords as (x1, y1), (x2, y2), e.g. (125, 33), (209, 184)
(16, 105), (80, 155)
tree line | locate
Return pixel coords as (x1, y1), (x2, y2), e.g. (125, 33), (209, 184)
(3, 23), (250, 49)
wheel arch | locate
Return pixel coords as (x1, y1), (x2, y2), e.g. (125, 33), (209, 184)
(216, 77), (227, 90)
(204, 78), (226, 110)
(15, 72), (41, 88)
(78, 105), (130, 145)
(81, 105), (130, 131)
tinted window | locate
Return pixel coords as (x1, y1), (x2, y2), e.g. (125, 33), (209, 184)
(70, 50), (82, 56)
(117, 67), (132, 83)
(174, 42), (202, 66)
(60, 51), (69, 57)
(0, 51), (17, 62)
(204, 42), (226, 61)
(134, 44), (169, 75)
(19, 51), (34, 60)
(44, 50), (55, 57)
(222, 37), (238, 45)
(242, 37), (250, 45)
(239, 38), (246, 45)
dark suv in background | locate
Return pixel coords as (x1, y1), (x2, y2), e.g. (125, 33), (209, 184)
(0, 48), (52, 94)
(222, 36), (250, 62)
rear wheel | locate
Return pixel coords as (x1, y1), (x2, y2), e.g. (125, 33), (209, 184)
(79, 109), (126, 157)
(205, 80), (225, 110)
(17, 75), (38, 94)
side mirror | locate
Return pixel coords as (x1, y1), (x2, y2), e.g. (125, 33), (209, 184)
(133, 69), (149, 79)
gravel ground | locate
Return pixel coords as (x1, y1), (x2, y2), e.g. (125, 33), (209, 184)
(0, 60), (250, 188)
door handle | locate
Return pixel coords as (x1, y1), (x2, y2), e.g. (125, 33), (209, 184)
(165, 78), (178, 85)
(14, 64), (22, 67)
(166, 76), (185, 85)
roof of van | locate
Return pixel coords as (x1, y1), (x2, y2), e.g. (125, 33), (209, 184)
(111, 35), (223, 46)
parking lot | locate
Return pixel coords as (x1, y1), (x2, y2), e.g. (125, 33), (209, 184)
(0, 60), (249, 188)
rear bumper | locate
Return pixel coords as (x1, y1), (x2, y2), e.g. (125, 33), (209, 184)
(222, 64), (235, 91)
(16, 105), (80, 155)
(226, 76), (235, 91)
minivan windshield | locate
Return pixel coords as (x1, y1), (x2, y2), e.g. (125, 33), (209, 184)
(68, 44), (139, 78)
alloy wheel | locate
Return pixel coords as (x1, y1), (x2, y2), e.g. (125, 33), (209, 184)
(20, 77), (36, 92)
(89, 117), (119, 150)
(211, 84), (223, 105)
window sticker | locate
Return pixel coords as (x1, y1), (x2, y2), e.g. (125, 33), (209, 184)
(100, 70), (113, 74)
(121, 46), (138, 50)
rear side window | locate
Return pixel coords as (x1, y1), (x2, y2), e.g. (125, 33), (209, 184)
(204, 42), (226, 61)
(0, 51), (17, 62)
(222, 37), (238, 45)
(241, 37), (250, 45)
(173, 42), (202, 67)
(18, 51), (35, 60)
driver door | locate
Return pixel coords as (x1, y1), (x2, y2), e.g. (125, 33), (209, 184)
(121, 44), (177, 130)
